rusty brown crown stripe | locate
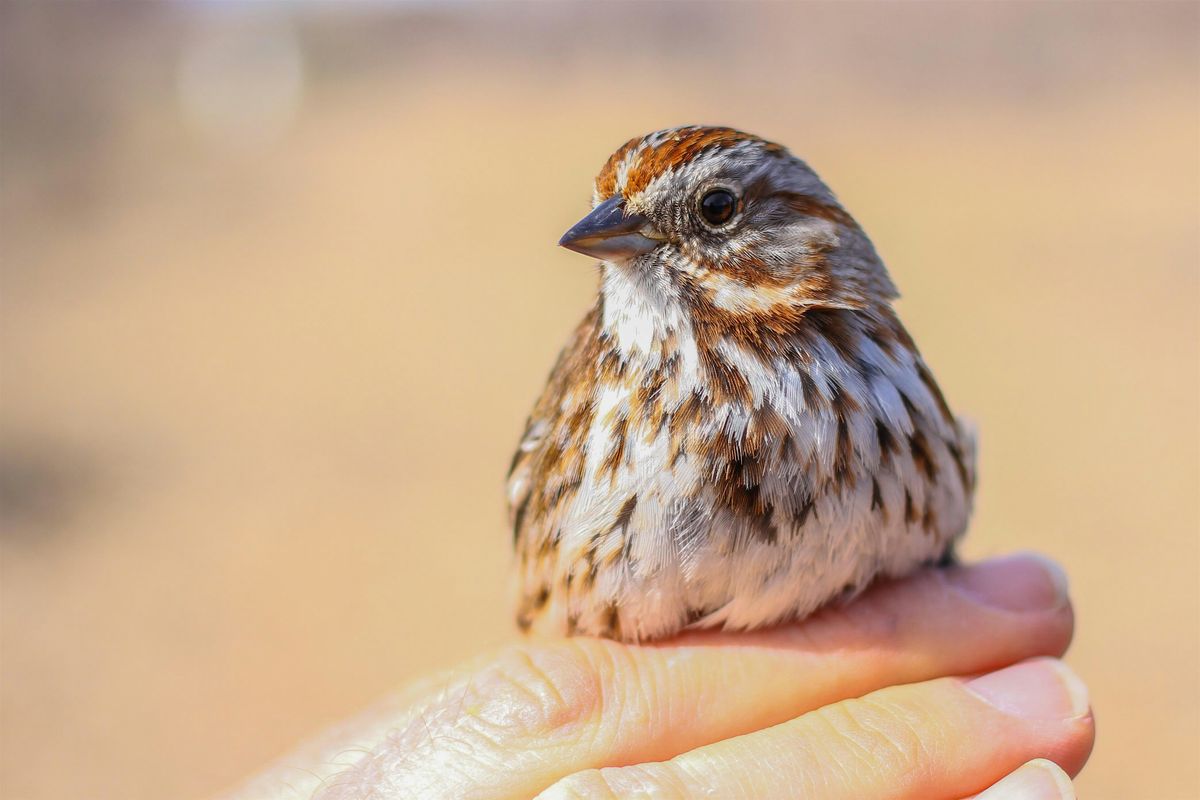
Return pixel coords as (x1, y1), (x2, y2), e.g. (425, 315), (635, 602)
(595, 127), (780, 199)
(594, 136), (640, 199)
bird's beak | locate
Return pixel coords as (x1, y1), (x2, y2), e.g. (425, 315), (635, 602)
(558, 195), (663, 262)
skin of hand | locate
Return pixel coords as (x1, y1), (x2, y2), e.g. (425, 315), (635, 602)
(220, 553), (1094, 800)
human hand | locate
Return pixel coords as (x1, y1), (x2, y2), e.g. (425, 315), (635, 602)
(222, 554), (1093, 799)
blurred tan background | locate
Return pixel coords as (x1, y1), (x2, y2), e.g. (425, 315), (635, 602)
(1, 2), (1197, 798)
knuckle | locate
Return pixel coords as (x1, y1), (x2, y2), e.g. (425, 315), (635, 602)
(457, 640), (630, 747)
(311, 644), (631, 798)
(539, 765), (686, 800)
(537, 769), (621, 800)
(809, 694), (935, 777)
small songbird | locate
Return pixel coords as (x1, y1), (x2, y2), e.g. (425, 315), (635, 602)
(508, 126), (975, 641)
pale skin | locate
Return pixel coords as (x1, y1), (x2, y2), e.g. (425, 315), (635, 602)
(222, 554), (1094, 800)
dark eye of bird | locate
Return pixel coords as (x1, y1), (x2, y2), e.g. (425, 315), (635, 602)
(699, 189), (737, 226)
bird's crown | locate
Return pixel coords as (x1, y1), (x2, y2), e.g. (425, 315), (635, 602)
(593, 126), (785, 202)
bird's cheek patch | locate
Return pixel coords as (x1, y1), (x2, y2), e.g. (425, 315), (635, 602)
(700, 271), (798, 314)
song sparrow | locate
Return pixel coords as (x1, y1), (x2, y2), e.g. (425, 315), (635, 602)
(508, 126), (975, 641)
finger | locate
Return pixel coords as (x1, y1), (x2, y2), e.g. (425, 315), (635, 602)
(969, 759), (1076, 800)
(540, 658), (1095, 800)
(305, 554), (1072, 800)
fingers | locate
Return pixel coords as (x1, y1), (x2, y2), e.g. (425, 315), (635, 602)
(539, 658), (1095, 800)
(970, 759), (1076, 800)
(308, 554), (1073, 800)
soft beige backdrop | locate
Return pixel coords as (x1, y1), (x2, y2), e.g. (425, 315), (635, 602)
(2, 3), (1197, 799)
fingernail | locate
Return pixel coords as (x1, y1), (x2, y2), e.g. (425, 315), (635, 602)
(966, 659), (1090, 720)
(947, 553), (1069, 612)
(977, 759), (1075, 799)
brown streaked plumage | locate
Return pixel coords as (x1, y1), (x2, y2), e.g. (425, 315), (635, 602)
(508, 126), (976, 641)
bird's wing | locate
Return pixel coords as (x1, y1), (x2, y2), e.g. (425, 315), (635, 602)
(506, 304), (602, 545)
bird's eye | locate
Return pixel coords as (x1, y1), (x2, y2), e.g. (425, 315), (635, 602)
(699, 189), (737, 226)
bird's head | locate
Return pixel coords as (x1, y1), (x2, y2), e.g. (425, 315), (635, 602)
(559, 126), (896, 322)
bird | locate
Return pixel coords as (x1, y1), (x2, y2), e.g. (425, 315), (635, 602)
(507, 126), (975, 642)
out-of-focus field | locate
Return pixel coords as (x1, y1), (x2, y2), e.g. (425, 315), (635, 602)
(1, 3), (1197, 799)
